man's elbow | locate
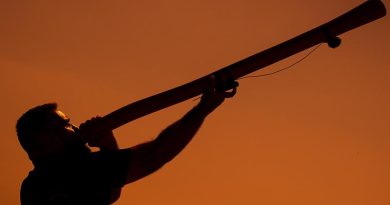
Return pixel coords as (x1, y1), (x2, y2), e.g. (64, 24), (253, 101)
(125, 162), (166, 184)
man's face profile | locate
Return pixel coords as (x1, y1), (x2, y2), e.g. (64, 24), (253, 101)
(29, 109), (87, 159)
(50, 110), (78, 135)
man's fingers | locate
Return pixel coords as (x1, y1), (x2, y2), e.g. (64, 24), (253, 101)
(223, 87), (237, 98)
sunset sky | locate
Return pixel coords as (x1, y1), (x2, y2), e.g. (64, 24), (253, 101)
(1, 0), (389, 204)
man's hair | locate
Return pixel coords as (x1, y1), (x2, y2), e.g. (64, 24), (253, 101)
(16, 103), (58, 153)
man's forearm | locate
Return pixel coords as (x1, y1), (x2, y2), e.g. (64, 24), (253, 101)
(152, 104), (211, 164)
(122, 89), (235, 184)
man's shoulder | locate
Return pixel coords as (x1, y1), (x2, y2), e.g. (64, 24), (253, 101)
(21, 173), (75, 205)
(20, 168), (92, 205)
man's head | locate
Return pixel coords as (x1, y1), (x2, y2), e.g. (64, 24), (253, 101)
(16, 103), (88, 162)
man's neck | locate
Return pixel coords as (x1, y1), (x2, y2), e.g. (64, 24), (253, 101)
(32, 146), (91, 169)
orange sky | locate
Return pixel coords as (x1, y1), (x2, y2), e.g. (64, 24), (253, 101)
(1, 0), (389, 204)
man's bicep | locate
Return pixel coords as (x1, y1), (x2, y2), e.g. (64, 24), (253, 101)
(122, 141), (167, 184)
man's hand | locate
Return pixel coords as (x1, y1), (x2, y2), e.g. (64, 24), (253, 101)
(79, 117), (118, 150)
(197, 75), (238, 114)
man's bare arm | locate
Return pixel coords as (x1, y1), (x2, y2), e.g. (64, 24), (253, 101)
(123, 88), (236, 184)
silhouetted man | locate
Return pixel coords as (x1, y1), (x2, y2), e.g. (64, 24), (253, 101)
(16, 84), (237, 205)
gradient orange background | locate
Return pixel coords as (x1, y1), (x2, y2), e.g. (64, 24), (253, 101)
(1, 0), (389, 204)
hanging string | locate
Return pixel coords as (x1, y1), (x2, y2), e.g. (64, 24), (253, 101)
(193, 43), (322, 101)
(238, 43), (322, 80)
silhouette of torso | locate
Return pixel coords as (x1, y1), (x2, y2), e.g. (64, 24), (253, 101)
(20, 150), (128, 205)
